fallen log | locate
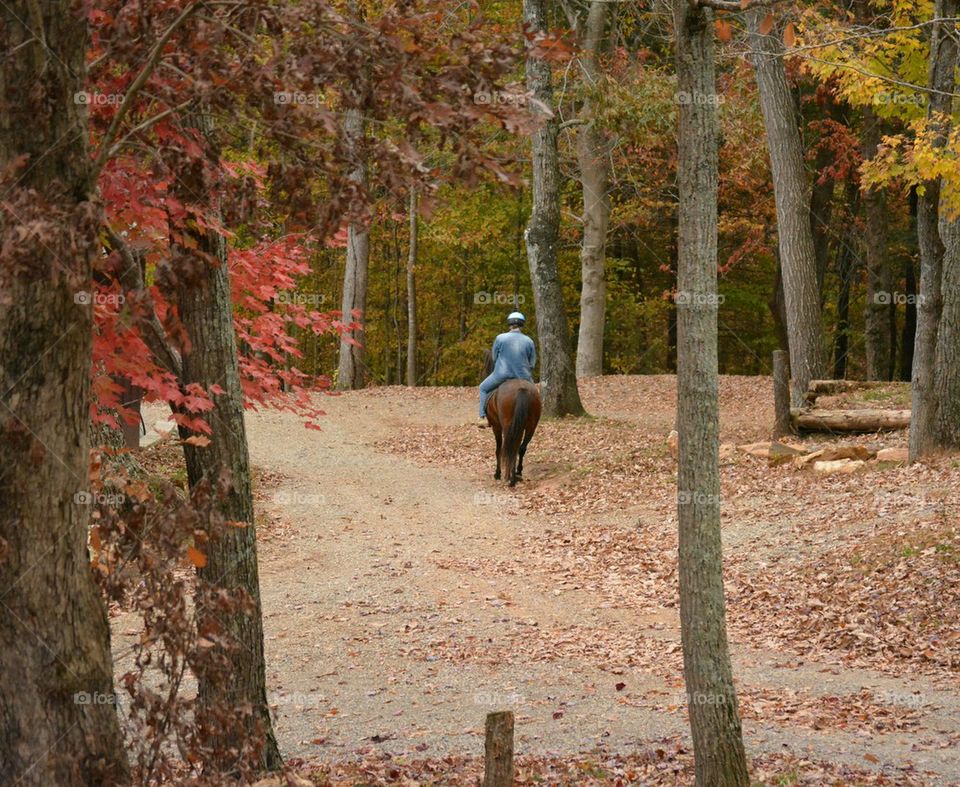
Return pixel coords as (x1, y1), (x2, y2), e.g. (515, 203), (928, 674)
(791, 408), (911, 433)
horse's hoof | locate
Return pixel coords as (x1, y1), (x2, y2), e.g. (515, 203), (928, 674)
(509, 479), (517, 487)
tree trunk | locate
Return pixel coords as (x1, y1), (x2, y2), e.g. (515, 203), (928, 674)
(671, 2), (749, 784)
(337, 107), (370, 390)
(0, 3), (129, 782)
(172, 113), (282, 773)
(910, 0), (959, 460)
(933, 215), (960, 446)
(748, 10), (824, 404)
(407, 189), (418, 386)
(575, 0), (611, 378)
(861, 106), (894, 381)
(768, 253), (790, 354)
(523, 0), (585, 417)
(832, 198), (856, 379)
(900, 193), (919, 382)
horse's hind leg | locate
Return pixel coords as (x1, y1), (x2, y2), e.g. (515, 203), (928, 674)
(516, 432), (533, 479)
(493, 427), (502, 480)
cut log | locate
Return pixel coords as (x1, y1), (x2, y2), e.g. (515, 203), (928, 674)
(876, 447), (909, 463)
(813, 458), (865, 474)
(791, 408), (910, 433)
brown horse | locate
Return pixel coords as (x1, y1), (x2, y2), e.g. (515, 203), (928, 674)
(482, 351), (542, 486)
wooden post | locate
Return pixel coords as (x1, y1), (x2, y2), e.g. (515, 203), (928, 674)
(483, 711), (514, 787)
(773, 350), (792, 438)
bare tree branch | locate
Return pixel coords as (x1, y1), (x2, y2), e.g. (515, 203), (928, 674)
(88, 0), (204, 186)
(104, 225), (183, 379)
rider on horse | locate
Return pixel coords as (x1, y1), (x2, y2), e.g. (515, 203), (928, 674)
(477, 311), (536, 428)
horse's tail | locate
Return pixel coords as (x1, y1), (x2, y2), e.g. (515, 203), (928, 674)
(504, 386), (530, 482)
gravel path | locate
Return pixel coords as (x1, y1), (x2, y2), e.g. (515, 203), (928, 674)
(125, 382), (960, 784)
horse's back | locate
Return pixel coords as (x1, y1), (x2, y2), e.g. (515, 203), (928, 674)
(498, 379), (541, 425)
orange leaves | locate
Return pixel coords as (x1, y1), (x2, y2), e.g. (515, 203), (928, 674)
(758, 13), (775, 36)
(186, 546), (207, 568)
(715, 19), (733, 43)
(783, 22), (797, 48)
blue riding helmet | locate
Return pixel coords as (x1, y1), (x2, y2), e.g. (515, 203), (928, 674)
(506, 311), (525, 326)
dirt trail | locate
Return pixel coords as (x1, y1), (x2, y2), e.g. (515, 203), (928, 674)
(230, 386), (960, 784)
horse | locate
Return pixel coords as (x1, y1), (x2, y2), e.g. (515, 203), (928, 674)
(481, 350), (542, 486)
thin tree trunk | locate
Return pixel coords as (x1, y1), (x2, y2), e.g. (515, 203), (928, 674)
(337, 107), (370, 390)
(862, 107), (894, 380)
(910, 0), (958, 460)
(833, 231), (854, 379)
(901, 256), (918, 381)
(523, 0), (585, 417)
(172, 112), (282, 773)
(575, 0), (611, 378)
(748, 10), (824, 404)
(809, 146), (834, 302)
(768, 253), (790, 354)
(406, 189), (418, 386)
(0, 3), (128, 782)
(672, 1), (749, 783)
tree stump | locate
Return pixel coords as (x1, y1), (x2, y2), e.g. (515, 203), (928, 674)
(483, 711), (514, 787)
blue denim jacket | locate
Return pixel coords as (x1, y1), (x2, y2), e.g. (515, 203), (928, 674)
(490, 330), (536, 381)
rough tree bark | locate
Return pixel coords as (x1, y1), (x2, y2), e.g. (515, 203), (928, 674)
(934, 216), (960, 446)
(574, 0), (612, 378)
(0, 3), (129, 783)
(407, 188), (418, 386)
(337, 106), (371, 390)
(672, 1), (750, 784)
(172, 112), (282, 772)
(748, 10), (824, 404)
(910, 0), (959, 460)
(523, 0), (585, 417)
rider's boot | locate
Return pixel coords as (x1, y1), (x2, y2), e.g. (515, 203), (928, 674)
(477, 416), (489, 428)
